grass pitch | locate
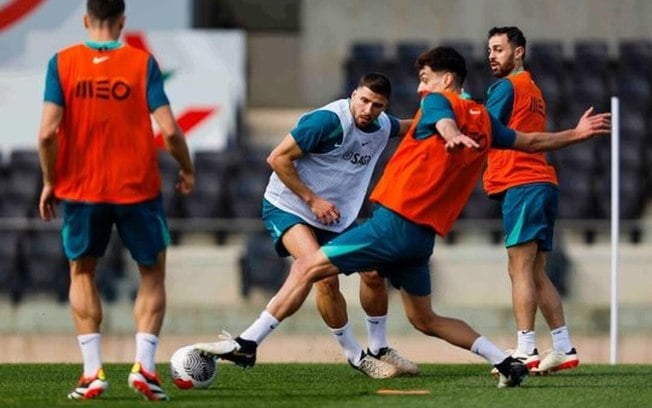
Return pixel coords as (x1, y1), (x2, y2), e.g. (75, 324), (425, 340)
(0, 363), (649, 407)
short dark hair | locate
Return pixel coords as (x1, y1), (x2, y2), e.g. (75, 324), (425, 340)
(358, 72), (392, 99)
(87, 0), (125, 22)
(415, 46), (467, 88)
(488, 26), (527, 57)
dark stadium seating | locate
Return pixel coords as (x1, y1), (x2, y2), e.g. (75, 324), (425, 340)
(182, 150), (233, 219)
(0, 230), (23, 303)
(95, 232), (127, 302)
(225, 147), (272, 219)
(238, 231), (288, 298)
(18, 229), (70, 303)
(1, 150), (42, 218)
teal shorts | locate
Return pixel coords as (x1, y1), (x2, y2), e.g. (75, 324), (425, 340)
(500, 183), (558, 251)
(321, 205), (436, 296)
(62, 195), (170, 266)
(262, 198), (353, 257)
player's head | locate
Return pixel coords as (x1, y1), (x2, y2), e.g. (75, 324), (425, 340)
(415, 46), (467, 95)
(85, 0), (125, 31)
(487, 26), (526, 78)
(350, 73), (391, 129)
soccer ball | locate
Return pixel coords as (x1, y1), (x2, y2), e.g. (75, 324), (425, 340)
(169, 345), (218, 389)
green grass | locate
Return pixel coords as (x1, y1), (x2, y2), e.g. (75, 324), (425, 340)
(0, 363), (650, 407)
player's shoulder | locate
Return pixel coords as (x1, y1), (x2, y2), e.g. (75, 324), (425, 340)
(56, 42), (86, 56)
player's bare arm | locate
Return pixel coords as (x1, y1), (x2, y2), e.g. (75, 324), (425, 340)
(267, 134), (341, 225)
(435, 118), (481, 152)
(37, 102), (63, 221)
(152, 105), (195, 194)
(513, 107), (611, 153)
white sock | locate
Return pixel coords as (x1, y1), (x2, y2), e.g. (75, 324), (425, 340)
(551, 325), (573, 353)
(516, 329), (537, 354)
(78, 333), (102, 377)
(135, 332), (159, 373)
(330, 322), (364, 365)
(366, 314), (388, 355)
(240, 310), (280, 344)
(471, 336), (509, 365)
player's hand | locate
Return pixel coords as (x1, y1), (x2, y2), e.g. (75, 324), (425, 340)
(177, 170), (195, 195)
(574, 107), (611, 140)
(445, 134), (480, 152)
(38, 183), (57, 221)
(309, 196), (341, 225)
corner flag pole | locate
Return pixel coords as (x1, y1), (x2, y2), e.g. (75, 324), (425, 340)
(609, 97), (620, 365)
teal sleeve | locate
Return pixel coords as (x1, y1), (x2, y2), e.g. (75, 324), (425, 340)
(490, 114), (517, 148)
(290, 110), (344, 154)
(147, 56), (169, 111)
(486, 78), (514, 125)
(412, 93), (455, 140)
(387, 114), (401, 138)
(43, 55), (64, 106)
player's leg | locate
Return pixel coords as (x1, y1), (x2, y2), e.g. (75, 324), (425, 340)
(282, 224), (364, 366)
(117, 197), (170, 400)
(534, 253), (579, 373)
(507, 241), (540, 362)
(399, 290), (527, 387)
(359, 271), (419, 375)
(62, 201), (111, 400)
(500, 184), (561, 368)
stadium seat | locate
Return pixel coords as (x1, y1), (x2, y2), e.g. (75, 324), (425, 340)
(4, 149), (42, 218)
(238, 231), (289, 298)
(613, 69), (651, 112)
(567, 69), (610, 112)
(555, 168), (595, 220)
(181, 150), (235, 243)
(0, 230), (23, 303)
(344, 42), (390, 95)
(350, 41), (386, 61)
(573, 40), (610, 80)
(528, 41), (565, 80)
(182, 150), (232, 218)
(225, 147), (272, 219)
(618, 39), (652, 73)
(95, 232), (126, 302)
(595, 168), (647, 223)
(18, 229), (70, 303)
(439, 39), (476, 66)
(396, 41), (430, 64)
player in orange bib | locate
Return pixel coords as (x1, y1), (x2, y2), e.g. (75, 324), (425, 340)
(194, 46), (610, 388)
(37, 0), (194, 401)
(484, 26), (579, 375)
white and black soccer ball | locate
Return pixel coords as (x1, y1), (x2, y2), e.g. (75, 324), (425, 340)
(169, 345), (218, 389)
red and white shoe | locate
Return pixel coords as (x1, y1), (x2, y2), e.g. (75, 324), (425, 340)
(533, 348), (579, 375)
(68, 368), (109, 400)
(128, 362), (170, 401)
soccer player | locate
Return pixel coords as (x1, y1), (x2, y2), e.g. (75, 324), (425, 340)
(37, 0), (194, 401)
(195, 46), (610, 388)
(485, 26), (579, 374)
(256, 73), (416, 378)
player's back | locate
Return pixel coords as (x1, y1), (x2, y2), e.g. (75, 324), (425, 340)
(54, 44), (161, 204)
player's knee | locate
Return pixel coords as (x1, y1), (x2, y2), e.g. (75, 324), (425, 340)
(314, 276), (339, 297)
(360, 271), (386, 291)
